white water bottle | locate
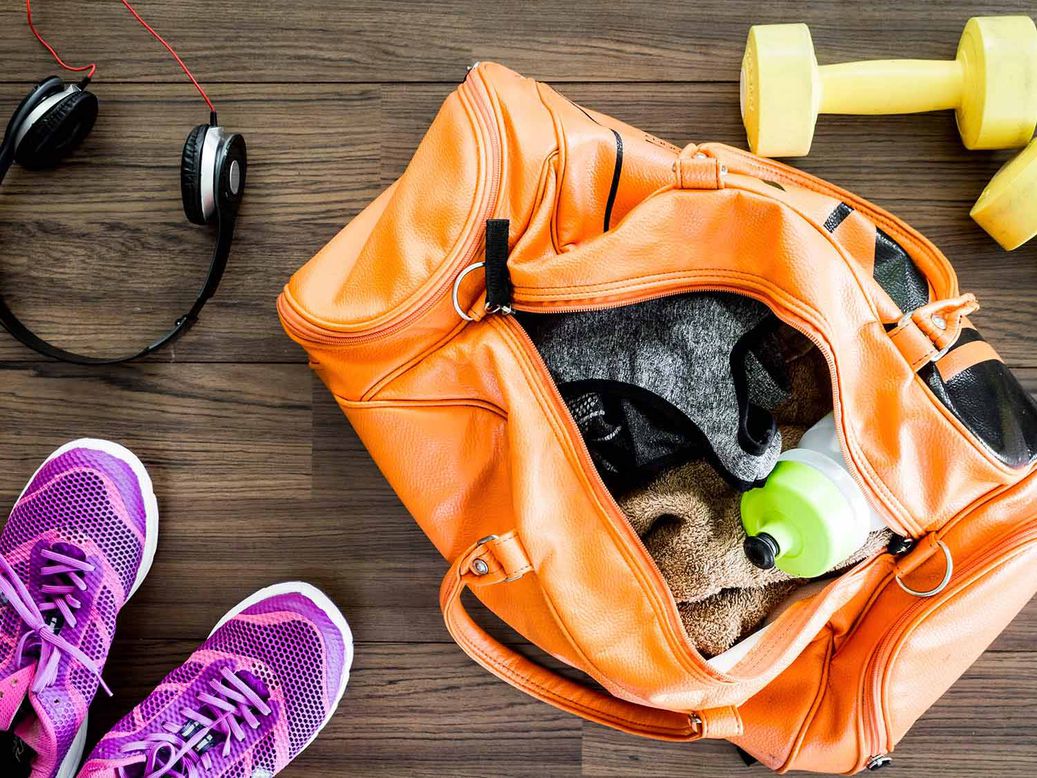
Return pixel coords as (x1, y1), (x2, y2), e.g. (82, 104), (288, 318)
(740, 413), (886, 577)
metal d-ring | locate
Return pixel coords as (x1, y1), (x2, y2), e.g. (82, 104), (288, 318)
(895, 540), (953, 598)
(452, 262), (485, 322)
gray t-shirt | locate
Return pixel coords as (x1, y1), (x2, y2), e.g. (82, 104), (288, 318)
(522, 293), (788, 493)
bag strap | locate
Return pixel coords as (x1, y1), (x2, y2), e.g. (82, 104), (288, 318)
(439, 532), (743, 741)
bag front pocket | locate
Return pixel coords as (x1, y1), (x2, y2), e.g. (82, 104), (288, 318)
(862, 520), (1037, 766)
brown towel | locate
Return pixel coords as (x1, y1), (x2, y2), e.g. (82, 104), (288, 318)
(620, 425), (891, 658)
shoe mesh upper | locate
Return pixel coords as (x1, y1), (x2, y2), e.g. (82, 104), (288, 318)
(0, 446), (149, 777)
(81, 591), (350, 777)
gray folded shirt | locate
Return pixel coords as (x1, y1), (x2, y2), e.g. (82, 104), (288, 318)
(521, 293), (789, 493)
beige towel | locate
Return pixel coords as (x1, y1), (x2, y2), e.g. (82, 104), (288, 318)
(620, 424), (891, 657)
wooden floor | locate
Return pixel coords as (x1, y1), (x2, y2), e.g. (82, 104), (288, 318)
(0, 1), (1036, 775)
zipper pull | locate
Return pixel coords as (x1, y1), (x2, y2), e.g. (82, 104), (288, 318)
(484, 219), (513, 315)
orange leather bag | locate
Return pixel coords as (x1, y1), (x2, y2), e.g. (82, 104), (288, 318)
(278, 63), (1037, 773)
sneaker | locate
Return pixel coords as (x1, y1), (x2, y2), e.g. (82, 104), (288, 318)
(79, 582), (353, 778)
(0, 440), (159, 778)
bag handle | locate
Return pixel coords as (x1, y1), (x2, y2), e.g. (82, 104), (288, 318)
(439, 532), (741, 741)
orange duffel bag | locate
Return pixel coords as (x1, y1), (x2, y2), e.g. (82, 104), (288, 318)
(278, 63), (1037, 773)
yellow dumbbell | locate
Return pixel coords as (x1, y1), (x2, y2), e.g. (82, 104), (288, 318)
(741, 17), (1037, 157)
(971, 139), (1037, 249)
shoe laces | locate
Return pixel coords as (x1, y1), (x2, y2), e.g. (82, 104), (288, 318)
(0, 545), (112, 696)
(118, 667), (273, 778)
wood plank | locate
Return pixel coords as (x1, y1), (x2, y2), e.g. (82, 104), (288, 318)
(0, 363), (311, 501)
(0, 1), (1034, 84)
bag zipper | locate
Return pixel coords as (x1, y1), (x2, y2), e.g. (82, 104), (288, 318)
(860, 520), (1037, 764)
(712, 150), (1020, 481)
(278, 67), (503, 345)
(496, 313), (733, 683)
(498, 286), (900, 684)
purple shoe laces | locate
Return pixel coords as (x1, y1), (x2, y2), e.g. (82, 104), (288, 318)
(0, 547), (112, 696)
(117, 667), (273, 778)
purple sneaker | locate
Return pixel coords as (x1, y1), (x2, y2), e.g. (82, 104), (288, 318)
(0, 440), (159, 778)
(79, 582), (352, 778)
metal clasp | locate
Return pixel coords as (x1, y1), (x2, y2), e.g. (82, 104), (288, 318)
(895, 540), (953, 598)
(451, 262), (485, 322)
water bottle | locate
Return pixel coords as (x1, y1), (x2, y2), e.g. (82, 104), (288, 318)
(740, 413), (886, 577)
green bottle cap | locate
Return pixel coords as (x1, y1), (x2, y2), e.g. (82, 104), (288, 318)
(740, 459), (858, 578)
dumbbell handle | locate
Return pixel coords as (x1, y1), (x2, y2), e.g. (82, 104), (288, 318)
(819, 59), (963, 115)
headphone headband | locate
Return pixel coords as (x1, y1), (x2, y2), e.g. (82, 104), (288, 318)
(0, 76), (246, 364)
(0, 207), (236, 365)
(2, 3), (245, 364)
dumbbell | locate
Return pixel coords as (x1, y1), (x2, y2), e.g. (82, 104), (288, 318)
(971, 138), (1037, 250)
(740, 17), (1037, 157)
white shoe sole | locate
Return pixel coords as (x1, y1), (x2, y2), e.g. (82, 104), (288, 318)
(209, 582), (354, 756)
(55, 719), (89, 778)
(14, 439), (161, 778)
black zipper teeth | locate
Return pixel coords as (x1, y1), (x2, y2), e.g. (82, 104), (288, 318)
(602, 129), (623, 232)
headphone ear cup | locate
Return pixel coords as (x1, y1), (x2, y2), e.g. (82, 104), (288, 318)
(180, 124), (209, 225)
(215, 133), (246, 215)
(3, 76), (66, 147)
(14, 88), (98, 170)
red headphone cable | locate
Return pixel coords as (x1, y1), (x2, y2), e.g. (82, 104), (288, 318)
(25, 0), (217, 122)
(25, 0), (96, 82)
(116, 0), (217, 122)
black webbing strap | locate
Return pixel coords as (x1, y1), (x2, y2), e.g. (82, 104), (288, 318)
(484, 218), (512, 313)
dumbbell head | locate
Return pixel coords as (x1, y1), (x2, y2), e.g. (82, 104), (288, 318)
(740, 23), (819, 158)
(971, 139), (1037, 250)
(954, 16), (1037, 150)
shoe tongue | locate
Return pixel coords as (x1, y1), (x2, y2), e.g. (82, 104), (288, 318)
(174, 669), (271, 762)
(180, 670), (270, 758)
(0, 665), (35, 730)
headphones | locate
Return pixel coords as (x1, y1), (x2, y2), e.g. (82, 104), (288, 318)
(0, 1), (247, 365)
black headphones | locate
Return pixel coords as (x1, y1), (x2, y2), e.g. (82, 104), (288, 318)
(0, 73), (246, 364)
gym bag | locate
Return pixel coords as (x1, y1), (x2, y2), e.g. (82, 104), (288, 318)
(278, 63), (1037, 773)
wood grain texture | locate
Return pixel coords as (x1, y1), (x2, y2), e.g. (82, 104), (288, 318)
(0, 1), (1035, 775)
(0, 0), (1034, 84)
